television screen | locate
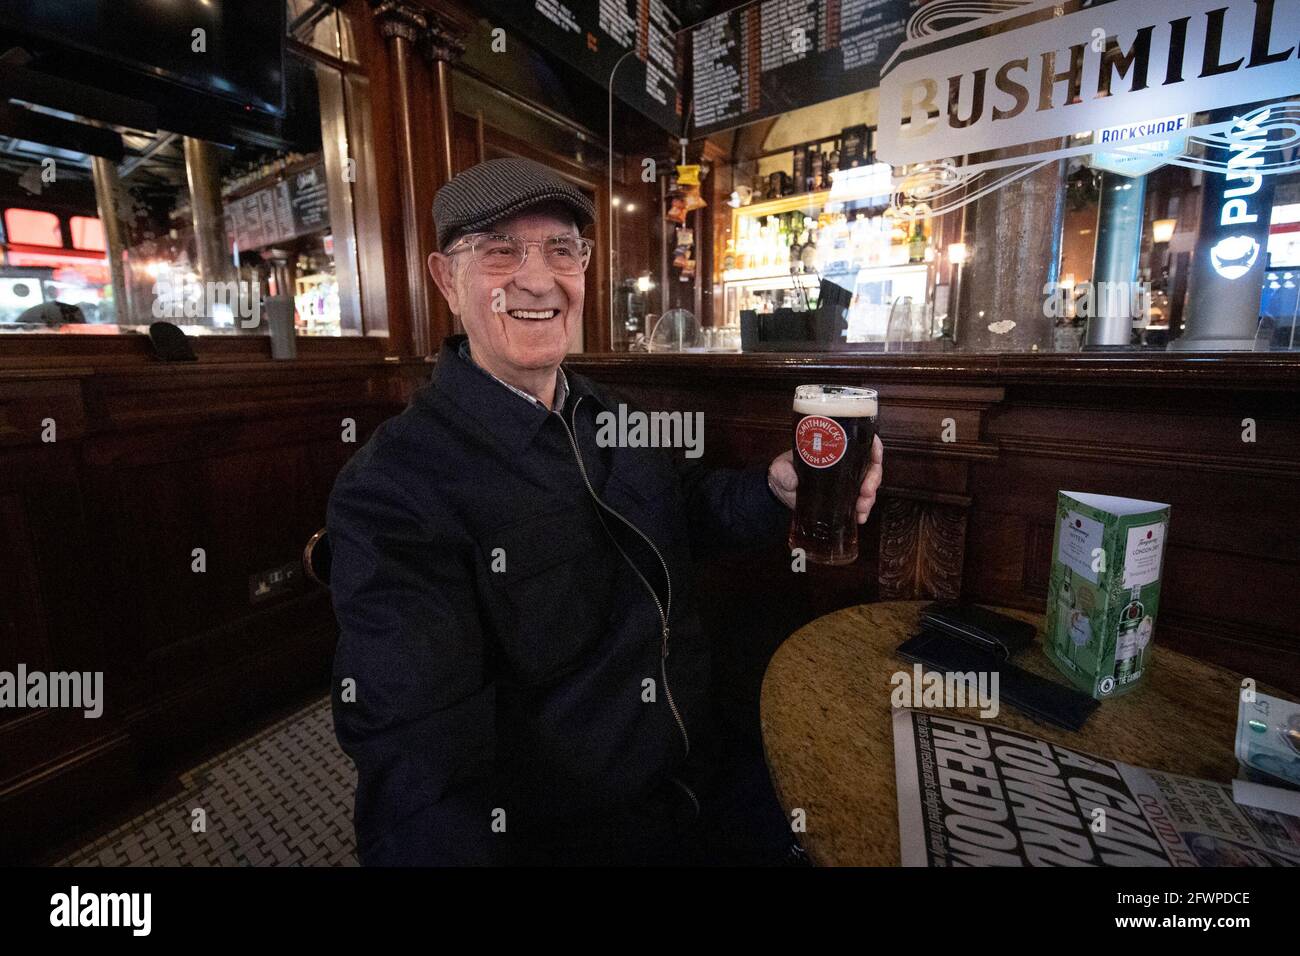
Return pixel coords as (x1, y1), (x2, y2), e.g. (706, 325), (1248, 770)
(0, 0), (285, 116)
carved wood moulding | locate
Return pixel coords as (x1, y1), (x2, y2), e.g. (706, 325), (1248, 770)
(878, 495), (969, 601)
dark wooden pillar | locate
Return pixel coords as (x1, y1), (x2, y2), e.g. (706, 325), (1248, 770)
(366, 2), (466, 356)
(368, 1), (434, 356)
(421, 13), (465, 342)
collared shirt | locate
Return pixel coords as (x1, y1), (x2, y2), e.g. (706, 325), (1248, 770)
(459, 338), (568, 412)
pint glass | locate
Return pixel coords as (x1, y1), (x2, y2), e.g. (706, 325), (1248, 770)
(789, 385), (878, 565)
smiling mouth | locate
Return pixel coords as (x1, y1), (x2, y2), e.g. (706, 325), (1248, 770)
(507, 308), (561, 321)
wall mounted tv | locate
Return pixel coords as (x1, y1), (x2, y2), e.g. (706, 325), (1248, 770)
(0, 0), (285, 119)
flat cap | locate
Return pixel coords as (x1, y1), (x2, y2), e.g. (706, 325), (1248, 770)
(433, 157), (596, 250)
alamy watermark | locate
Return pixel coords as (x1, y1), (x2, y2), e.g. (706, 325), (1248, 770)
(50, 886), (150, 936)
(595, 404), (704, 459)
(0, 665), (103, 718)
(152, 275), (262, 328)
(891, 664), (1000, 719)
(1042, 280), (1152, 321)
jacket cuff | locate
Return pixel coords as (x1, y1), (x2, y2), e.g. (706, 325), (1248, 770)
(745, 462), (792, 541)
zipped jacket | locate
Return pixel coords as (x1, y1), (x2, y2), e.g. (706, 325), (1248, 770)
(328, 333), (790, 864)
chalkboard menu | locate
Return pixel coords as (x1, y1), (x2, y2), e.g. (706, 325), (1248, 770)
(691, 0), (919, 137)
(225, 162), (332, 253)
(484, 0), (682, 134)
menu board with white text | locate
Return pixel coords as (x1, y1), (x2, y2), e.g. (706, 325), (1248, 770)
(691, 0), (919, 136)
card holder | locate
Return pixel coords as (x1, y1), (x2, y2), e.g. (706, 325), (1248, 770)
(896, 630), (1099, 732)
(919, 601), (1038, 660)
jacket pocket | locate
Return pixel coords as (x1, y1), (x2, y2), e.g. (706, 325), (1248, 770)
(604, 447), (677, 508)
(480, 503), (614, 685)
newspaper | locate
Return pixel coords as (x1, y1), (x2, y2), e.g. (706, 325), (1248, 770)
(892, 709), (1300, 866)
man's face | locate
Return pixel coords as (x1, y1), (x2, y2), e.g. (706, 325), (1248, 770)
(428, 210), (585, 376)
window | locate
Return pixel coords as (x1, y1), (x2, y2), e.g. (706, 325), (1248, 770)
(69, 217), (106, 253)
(0, 0), (383, 338)
(4, 209), (62, 248)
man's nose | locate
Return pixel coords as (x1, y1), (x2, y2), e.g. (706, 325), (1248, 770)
(510, 245), (556, 294)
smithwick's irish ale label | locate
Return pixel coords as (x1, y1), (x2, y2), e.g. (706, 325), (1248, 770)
(794, 415), (847, 468)
(1044, 492), (1170, 700)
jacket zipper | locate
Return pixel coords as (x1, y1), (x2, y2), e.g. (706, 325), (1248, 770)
(554, 395), (692, 765)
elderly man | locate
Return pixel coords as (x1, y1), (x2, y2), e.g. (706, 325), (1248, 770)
(329, 157), (883, 866)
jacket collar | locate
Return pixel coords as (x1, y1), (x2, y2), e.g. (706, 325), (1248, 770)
(428, 334), (606, 452)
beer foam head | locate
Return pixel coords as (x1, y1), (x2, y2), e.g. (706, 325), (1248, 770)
(793, 385), (877, 417)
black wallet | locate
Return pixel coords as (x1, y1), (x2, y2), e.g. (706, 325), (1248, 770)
(919, 601), (1037, 660)
(896, 629), (1099, 732)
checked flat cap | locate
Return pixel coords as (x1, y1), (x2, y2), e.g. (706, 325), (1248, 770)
(433, 157), (596, 250)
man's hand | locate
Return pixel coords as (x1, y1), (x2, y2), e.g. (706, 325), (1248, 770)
(767, 434), (884, 525)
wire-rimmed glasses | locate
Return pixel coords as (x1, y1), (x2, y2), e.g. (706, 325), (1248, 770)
(446, 233), (593, 276)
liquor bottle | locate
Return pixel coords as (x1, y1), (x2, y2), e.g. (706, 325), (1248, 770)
(829, 147), (841, 174)
(810, 150), (824, 191)
(908, 220), (926, 263)
(1055, 574), (1075, 656)
(889, 217), (908, 264)
(800, 225), (818, 272)
(789, 215), (805, 269)
(1114, 589), (1145, 685)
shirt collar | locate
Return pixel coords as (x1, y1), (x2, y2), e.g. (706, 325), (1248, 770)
(458, 337), (568, 412)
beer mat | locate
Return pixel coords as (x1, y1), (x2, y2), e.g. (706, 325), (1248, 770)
(896, 630), (1099, 732)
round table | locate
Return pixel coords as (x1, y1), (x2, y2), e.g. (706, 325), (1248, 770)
(759, 600), (1277, 867)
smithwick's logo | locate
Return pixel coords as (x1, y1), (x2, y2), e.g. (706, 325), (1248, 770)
(795, 415), (847, 468)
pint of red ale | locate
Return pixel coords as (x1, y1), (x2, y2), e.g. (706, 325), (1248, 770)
(789, 385), (878, 565)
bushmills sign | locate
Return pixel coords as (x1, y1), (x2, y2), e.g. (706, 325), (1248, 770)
(877, 0), (1300, 170)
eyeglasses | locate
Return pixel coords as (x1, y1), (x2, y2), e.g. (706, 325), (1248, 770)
(446, 233), (593, 276)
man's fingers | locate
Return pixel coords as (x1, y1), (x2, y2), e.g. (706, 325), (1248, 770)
(855, 436), (885, 523)
(863, 435), (884, 492)
(772, 459), (798, 492)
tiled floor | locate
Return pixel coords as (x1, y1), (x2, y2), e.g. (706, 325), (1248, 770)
(57, 696), (359, 867)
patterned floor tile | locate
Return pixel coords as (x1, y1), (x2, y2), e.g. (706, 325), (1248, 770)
(56, 696), (358, 867)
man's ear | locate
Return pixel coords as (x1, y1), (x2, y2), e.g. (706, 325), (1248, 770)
(428, 251), (460, 314)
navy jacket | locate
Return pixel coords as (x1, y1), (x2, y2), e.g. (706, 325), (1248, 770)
(328, 334), (790, 865)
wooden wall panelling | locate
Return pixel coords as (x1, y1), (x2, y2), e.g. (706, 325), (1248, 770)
(566, 356), (1005, 604)
(965, 383), (1300, 691)
(565, 354), (1300, 695)
(0, 377), (134, 863)
(0, 360), (411, 861)
(878, 489), (971, 601)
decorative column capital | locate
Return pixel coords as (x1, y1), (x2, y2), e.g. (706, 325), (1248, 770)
(421, 13), (466, 64)
(367, 0), (428, 43)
